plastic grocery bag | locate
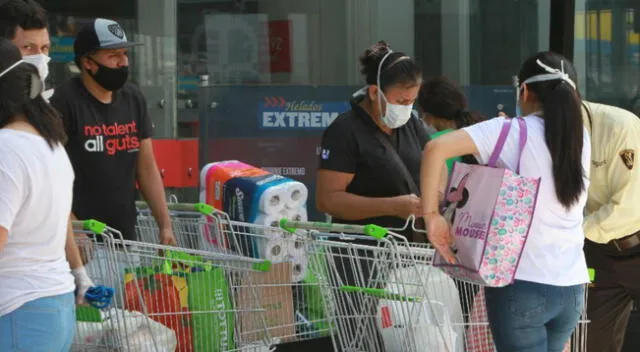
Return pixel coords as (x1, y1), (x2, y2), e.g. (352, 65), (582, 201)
(377, 265), (464, 352)
(71, 308), (177, 352)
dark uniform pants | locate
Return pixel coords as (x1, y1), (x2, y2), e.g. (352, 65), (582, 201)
(585, 240), (640, 352)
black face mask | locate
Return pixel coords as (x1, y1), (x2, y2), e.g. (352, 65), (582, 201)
(88, 58), (128, 91)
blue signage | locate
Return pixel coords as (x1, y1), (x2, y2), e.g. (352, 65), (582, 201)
(258, 97), (350, 129)
(49, 36), (75, 63)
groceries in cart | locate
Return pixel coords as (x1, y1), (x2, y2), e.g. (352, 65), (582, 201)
(71, 218), (279, 352)
(136, 199), (332, 346)
(376, 265), (464, 352)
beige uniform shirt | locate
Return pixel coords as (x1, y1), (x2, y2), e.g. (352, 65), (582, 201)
(583, 101), (640, 243)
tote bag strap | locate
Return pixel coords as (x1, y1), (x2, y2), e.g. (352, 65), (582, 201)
(373, 131), (420, 195)
(487, 117), (527, 173)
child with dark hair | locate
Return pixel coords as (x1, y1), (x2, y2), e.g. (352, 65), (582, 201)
(419, 76), (486, 171)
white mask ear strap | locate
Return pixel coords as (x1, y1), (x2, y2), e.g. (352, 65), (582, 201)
(29, 71), (44, 99)
(522, 59), (577, 90)
(0, 59), (25, 79)
(376, 50), (394, 92)
(376, 50), (394, 115)
(0, 59), (43, 99)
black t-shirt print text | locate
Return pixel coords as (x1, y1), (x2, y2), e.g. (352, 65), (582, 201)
(83, 121), (141, 155)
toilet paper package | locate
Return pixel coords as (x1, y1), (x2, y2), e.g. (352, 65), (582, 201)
(200, 160), (270, 210)
(286, 234), (307, 259)
(230, 213), (283, 258)
(283, 181), (309, 210)
(223, 174), (290, 222)
(291, 256), (309, 283)
(283, 207), (308, 222)
(253, 236), (288, 263)
(254, 213), (285, 237)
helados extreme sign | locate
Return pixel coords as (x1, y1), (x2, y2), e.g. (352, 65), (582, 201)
(258, 96), (350, 129)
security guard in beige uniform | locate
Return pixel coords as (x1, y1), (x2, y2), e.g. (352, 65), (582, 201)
(583, 100), (640, 352)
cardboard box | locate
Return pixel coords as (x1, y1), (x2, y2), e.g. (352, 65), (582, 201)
(236, 262), (295, 342)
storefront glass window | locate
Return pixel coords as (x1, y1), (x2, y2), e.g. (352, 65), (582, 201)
(574, 0), (640, 115)
(43, 0), (177, 138)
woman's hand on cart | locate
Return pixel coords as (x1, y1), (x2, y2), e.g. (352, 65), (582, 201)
(72, 266), (96, 304)
(393, 193), (423, 219)
(83, 285), (115, 309)
(424, 212), (457, 264)
(159, 226), (177, 246)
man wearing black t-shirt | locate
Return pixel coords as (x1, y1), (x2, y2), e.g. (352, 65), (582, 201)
(50, 18), (175, 245)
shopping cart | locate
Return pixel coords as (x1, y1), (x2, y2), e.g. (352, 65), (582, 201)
(136, 201), (330, 344)
(279, 219), (590, 352)
(72, 218), (276, 351)
(136, 201), (220, 250)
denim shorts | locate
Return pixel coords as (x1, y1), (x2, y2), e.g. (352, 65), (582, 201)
(0, 292), (75, 352)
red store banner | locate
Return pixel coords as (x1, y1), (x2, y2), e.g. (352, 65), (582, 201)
(268, 20), (292, 73)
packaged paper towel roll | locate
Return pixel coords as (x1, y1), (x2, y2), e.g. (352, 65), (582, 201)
(290, 207), (308, 222)
(254, 236), (287, 263)
(258, 184), (287, 215)
(291, 256), (308, 283)
(281, 208), (308, 237)
(284, 181), (309, 210)
(287, 234), (307, 258)
(253, 213), (284, 237)
(280, 207), (308, 222)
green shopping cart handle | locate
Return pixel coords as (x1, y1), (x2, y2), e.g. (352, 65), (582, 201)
(136, 201), (215, 216)
(71, 219), (107, 234)
(279, 219), (388, 239)
(76, 305), (102, 322)
(155, 250), (272, 274)
(340, 286), (422, 302)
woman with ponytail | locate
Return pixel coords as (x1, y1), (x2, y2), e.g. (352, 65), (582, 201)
(420, 52), (590, 351)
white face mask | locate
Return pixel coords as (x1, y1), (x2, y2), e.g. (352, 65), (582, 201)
(376, 50), (413, 129)
(380, 93), (413, 129)
(22, 54), (51, 83)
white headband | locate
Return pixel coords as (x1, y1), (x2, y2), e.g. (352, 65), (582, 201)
(0, 59), (25, 79)
(519, 59), (577, 90)
(351, 49), (412, 97)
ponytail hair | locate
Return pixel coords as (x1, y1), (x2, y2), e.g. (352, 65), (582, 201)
(518, 52), (585, 209)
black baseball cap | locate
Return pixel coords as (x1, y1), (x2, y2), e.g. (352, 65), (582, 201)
(74, 18), (142, 60)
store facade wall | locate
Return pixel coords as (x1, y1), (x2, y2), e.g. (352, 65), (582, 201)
(42, 0), (553, 137)
(40, 0), (552, 213)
